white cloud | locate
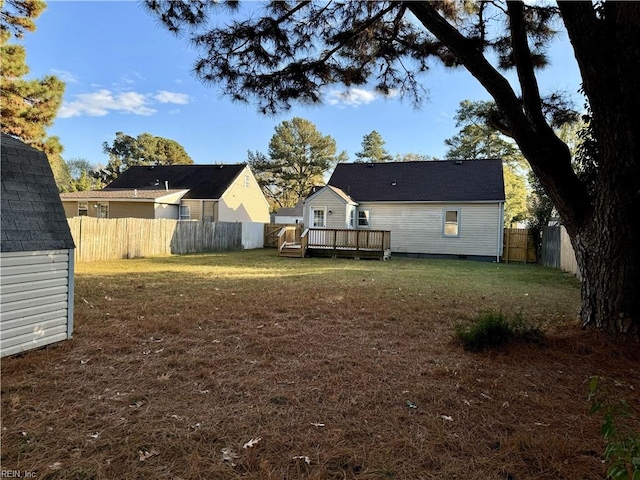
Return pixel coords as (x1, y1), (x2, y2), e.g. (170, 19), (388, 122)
(153, 90), (190, 104)
(325, 87), (398, 107)
(51, 69), (78, 83)
(58, 89), (156, 118)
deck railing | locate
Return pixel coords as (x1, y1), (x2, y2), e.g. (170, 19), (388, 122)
(279, 227), (391, 259)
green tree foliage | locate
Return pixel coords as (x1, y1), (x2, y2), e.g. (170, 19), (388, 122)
(444, 100), (529, 225)
(145, 1), (640, 335)
(355, 130), (392, 163)
(1, 0), (67, 189)
(65, 158), (105, 192)
(248, 117), (343, 210)
(99, 132), (194, 183)
(394, 153), (437, 162)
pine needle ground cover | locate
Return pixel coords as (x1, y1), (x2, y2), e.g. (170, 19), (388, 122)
(2, 250), (638, 479)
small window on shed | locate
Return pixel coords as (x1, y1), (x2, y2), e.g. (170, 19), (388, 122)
(179, 205), (191, 221)
(78, 201), (88, 216)
(358, 210), (370, 227)
(443, 209), (459, 237)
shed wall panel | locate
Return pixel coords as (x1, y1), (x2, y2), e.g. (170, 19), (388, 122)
(0, 250), (72, 357)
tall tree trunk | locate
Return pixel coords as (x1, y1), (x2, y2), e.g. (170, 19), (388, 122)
(409, 1), (640, 336)
(559, 1), (640, 336)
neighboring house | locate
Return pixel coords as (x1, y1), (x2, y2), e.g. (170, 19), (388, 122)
(60, 164), (270, 223)
(303, 159), (505, 261)
(272, 201), (304, 224)
(1, 133), (76, 357)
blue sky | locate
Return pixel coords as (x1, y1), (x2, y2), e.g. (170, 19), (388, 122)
(21, 1), (583, 168)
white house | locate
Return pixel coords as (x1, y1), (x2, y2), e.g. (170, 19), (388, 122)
(303, 159), (505, 261)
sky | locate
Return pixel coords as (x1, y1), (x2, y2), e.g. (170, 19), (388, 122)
(19, 1), (584, 168)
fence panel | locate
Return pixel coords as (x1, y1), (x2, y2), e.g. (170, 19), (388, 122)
(67, 217), (249, 263)
(541, 225), (580, 278)
(503, 228), (537, 263)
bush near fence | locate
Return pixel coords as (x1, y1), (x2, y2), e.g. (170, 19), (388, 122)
(67, 217), (264, 263)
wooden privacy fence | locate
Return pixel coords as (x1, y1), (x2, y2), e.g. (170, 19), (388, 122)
(68, 217), (243, 263)
(541, 225), (580, 278)
(502, 228), (537, 263)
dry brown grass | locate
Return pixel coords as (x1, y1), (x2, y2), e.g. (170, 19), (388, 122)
(2, 249), (638, 479)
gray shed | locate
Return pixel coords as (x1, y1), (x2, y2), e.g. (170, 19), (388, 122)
(1, 133), (76, 357)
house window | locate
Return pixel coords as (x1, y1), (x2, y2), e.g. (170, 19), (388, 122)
(179, 205), (191, 221)
(78, 201), (88, 216)
(443, 209), (460, 237)
(311, 207), (326, 228)
(348, 207), (356, 229)
(244, 175), (250, 188)
(358, 210), (370, 227)
(97, 203), (109, 219)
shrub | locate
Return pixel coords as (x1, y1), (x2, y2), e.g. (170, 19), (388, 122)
(588, 376), (640, 480)
(454, 311), (543, 352)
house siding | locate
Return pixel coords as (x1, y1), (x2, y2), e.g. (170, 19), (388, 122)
(109, 202), (155, 219)
(303, 188), (352, 229)
(154, 203), (179, 219)
(1, 250), (74, 357)
(218, 166), (270, 223)
(180, 199), (203, 220)
(360, 202), (503, 257)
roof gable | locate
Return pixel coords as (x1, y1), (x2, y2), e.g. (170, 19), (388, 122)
(104, 164), (247, 199)
(327, 159), (505, 202)
(1, 134), (75, 252)
(306, 185), (356, 205)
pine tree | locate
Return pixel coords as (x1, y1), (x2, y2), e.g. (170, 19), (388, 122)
(1, 0), (67, 189)
(355, 131), (392, 163)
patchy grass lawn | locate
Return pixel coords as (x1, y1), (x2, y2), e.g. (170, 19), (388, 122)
(1, 249), (638, 479)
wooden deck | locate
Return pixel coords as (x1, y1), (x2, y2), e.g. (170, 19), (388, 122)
(278, 227), (391, 260)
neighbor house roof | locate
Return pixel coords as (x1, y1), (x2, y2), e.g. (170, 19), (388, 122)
(275, 202), (304, 217)
(60, 189), (188, 202)
(327, 159), (505, 202)
(1, 133), (75, 252)
(103, 164), (247, 199)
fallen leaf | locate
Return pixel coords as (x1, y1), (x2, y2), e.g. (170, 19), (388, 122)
(441, 415), (453, 422)
(49, 461), (63, 470)
(222, 447), (238, 464)
(138, 449), (159, 461)
(243, 437), (262, 449)
(88, 432), (100, 439)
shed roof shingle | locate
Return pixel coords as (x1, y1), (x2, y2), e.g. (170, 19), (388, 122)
(1, 133), (75, 252)
(327, 159), (505, 202)
(104, 164), (246, 199)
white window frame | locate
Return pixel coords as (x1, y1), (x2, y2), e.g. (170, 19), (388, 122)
(310, 207), (327, 228)
(443, 209), (460, 237)
(244, 175), (250, 188)
(348, 206), (356, 229)
(357, 210), (370, 227)
(179, 205), (191, 221)
(78, 201), (88, 217)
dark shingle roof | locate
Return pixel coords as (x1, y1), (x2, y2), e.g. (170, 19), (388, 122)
(1, 133), (75, 252)
(104, 164), (246, 199)
(327, 159), (505, 202)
